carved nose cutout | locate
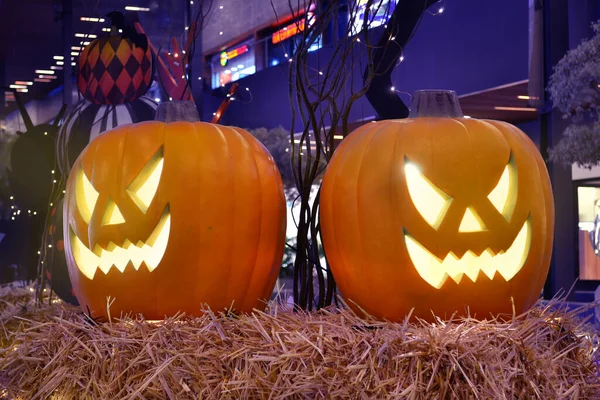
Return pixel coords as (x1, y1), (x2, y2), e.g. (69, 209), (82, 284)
(459, 208), (486, 232)
(101, 198), (125, 226)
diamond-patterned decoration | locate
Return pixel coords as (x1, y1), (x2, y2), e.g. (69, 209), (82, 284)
(77, 35), (153, 105)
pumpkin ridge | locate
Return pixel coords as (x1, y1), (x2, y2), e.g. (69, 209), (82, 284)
(354, 121), (393, 305)
(230, 126), (264, 311)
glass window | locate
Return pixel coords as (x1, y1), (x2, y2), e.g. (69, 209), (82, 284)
(349, 0), (395, 36)
(577, 185), (600, 280)
(210, 43), (256, 89)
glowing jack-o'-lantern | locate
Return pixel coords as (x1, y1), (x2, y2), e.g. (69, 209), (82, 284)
(64, 101), (286, 320)
(320, 90), (554, 321)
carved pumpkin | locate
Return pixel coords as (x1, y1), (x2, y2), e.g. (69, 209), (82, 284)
(63, 102), (286, 319)
(320, 90), (554, 321)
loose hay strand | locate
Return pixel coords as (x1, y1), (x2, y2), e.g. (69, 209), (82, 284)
(0, 285), (599, 399)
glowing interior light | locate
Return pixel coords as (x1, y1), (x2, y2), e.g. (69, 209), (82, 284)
(76, 169), (99, 223)
(488, 164), (515, 220)
(127, 151), (164, 213)
(101, 199), (126, 226)
(405, 219), (531, 289)
(70, 208), (170, 279)
(405, 162), (452, 229)
(459, 208), (486, 232)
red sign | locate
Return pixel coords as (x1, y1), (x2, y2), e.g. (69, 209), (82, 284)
(272, 20), (306, 44)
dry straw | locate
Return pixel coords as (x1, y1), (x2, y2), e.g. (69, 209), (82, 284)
(1, 284), (599, 399)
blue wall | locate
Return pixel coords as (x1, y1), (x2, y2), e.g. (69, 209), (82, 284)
(217, 0), (530, 131)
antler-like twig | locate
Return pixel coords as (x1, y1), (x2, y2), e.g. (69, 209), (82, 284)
(135, 22), (198, 102)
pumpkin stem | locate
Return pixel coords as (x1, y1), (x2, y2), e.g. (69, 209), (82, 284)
(408, 90), (464, 118)
(155, 101), (200, 123)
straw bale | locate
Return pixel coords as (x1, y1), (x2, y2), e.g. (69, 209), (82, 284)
(0, 285), (598, 399)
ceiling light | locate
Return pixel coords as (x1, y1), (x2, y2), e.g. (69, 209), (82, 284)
(80, 17), (105, 22)
(51, 66), (64, 70)
(9, 84), (27, 89)
(35, 70), (54, 74)
(16, 89), (28, 93)
(34, 78), (51, 83)
(39, 75), (57, 80)
(56, 61), (64, 65)
(53, 55), (64, 60)
(493, 106), (537, 112)
(125, 6), (150, 11)
(14, 81), (33, 86)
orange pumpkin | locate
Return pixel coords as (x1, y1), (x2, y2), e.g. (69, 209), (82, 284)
(320, 90), (554, 321)
(63, 102), (286, 320)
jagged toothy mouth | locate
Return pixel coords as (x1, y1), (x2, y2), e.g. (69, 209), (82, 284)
(70, 207), (171, 280)
(404, 219), (531, 289)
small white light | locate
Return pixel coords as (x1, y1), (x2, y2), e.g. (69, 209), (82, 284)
(44, 132), (48, 135)
(213, 112), (216, 116)
(185, 26), (189, 30)
(319, 71), (323, 75)
(439, 7), (444, 13)
(169, 97), (173, 101)
(289, 58), (293, 62)
(245, 87), (249, 91)
(33, 211), (37, 215)
(37, 251), (41, 255)
(155, 98), (161, 102)
(48, 244), (52, 248)
(198, 77), (202, 80)
(219, 5), (223, 9)
(357, 38), (361, 42)
(400, 55), (404, 62)
(391, 36), (396, 40)
(219, 31), (223, 35)
(9, 196), (13, 200)
(53, 180), (57, 183)
(284, 53), (289, 58)
(391, 86), (395, 91)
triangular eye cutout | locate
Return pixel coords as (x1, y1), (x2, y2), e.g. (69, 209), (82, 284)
(487, 155), (517, 221)
(101, 198), (125, 226)
(127, 147), (164, 213)
(404, 159), (452, 230)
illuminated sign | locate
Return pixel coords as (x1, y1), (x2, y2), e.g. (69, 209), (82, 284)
(219, 45), (249, 67)
(272, 20), (306, 44)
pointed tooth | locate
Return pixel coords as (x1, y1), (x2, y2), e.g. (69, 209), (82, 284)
(462, 251), (480, 282)
(480, 249), (497, 280)
(97, 246), (113, 275)
(122, 239), (133, 249)
(70, 230), (100, 280)
(442, 252), (464, 284)
(106, 241), (118, 251)
(405, 235), (447, 289)
(497, 221), (530, 281)
(145, 214), (171, 272)
(112, 245), (130, 272)
(129, 243), (145, 270)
